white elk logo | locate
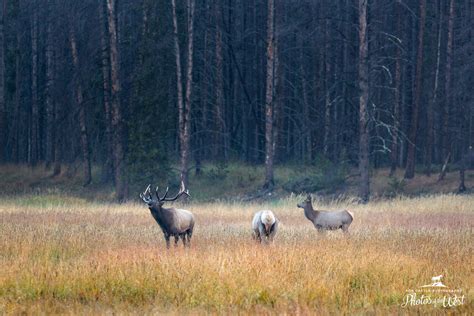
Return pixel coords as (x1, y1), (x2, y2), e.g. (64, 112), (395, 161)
(421, 275), (446, 287)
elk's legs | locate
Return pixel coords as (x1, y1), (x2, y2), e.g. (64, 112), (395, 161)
(341, 224), (350, 234)
(254, 232), (262, 243)
(164, 233), (171, 249)
(180, 233), (187, 247)
(186, 230), (192, 247)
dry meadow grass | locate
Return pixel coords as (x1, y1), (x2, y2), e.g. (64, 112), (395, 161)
(0, 194), (473, 314)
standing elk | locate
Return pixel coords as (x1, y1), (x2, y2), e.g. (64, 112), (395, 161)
(252, 210), (279, 244)
(297, 195), (353, 233)
(140, 181), (194, 248)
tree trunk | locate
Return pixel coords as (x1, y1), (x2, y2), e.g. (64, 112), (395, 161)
(458, 156), (466, 193)
(300, 47), (311, 163)
(52, 106), (62, 177)
(53, 81), (62, 176)
(182, 0), (194, 186)
(172, 0), (194, 187)
(215, 0), (226, 161)
(442, 0), (454, 160)
(195, 0), (209, 172)
(52, 12), (61, 177)
(171, 0), (184, 169)
(404, 0), (426, 179)
(437, 151), (450, 181)
(30, 6), (39, 166)
(458, 149), (472, 192)
(45, 2), (55, 168)
(225, 0), (233, 160)
(98, 0), (113, 183)
(252, 0), (260, 163)
(426, 0), (442, 176)
(341, 0), (350, 162)
(358, 0), (370, 202)
(106, 0), (127, 200)
(69, 27), (92, 186)
(0, 0), (5, 162)
(11, 18), (21, 162)
(389, 2), (402, 176)
(323, 16), (331, 158)
(263, 0), (275, 190)
(273, 34), (281, 164)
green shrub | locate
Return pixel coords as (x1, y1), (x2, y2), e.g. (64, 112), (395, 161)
(204, 162), (229, 181)
(282, 159), (347, 194)
(387, 176), (406, 197)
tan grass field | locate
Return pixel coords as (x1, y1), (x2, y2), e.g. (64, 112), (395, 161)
(0, 194), (473, 314)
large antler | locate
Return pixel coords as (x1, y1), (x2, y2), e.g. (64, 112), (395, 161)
(139, 184), (153, 203)
(160, 181), (190, 202)
(155, 186), (169, 201)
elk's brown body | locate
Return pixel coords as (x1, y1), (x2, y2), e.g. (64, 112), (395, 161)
(297, 195), (353, 233)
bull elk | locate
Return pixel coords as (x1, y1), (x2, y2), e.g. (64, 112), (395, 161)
(297, 195), (353, 233)
(140, 181), (194, 248)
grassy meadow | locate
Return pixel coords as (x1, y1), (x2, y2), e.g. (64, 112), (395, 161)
(0, 193), (472, 314)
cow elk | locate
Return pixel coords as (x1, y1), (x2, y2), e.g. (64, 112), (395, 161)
(297, 195), (353, 233)
(140, 181), (194, 248)
(252, 210), (279, 244)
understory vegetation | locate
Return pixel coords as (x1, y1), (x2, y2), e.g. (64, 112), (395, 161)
(0, 194), (472, 314)
(0, 163), (471, 202)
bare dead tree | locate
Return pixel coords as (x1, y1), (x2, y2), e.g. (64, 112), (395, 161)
(69, 25), (92, 186)
(172, 0), (195, 187)
(426, 0), (442, 177)
(182, 0), (195, 186)
(106, 0), (127, 200)
(98, 0), (113, 183)
(263, 0), (275, 190)
(214, 0), (226, 161)
(358, 0), (370, 202)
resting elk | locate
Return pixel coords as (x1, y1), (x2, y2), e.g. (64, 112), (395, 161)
(140, 181), (194, 248)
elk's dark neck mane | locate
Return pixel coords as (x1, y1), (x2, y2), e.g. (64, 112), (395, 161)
(304, 203), (319, 221)
(149, 205), (175, 230)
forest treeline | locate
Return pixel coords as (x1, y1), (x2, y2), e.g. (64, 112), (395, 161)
(0, 0), (472, 201)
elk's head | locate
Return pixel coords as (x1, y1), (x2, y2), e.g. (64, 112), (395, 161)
(297, 194), (312, 209)
(140, 181), (190, 209)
